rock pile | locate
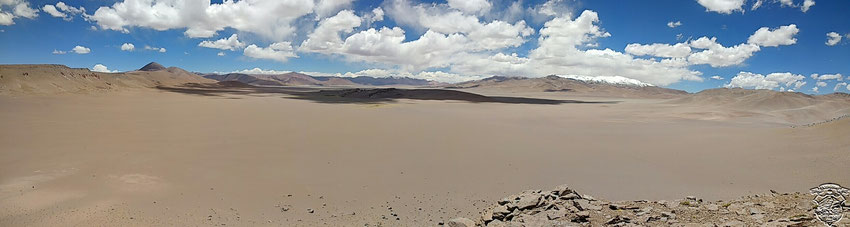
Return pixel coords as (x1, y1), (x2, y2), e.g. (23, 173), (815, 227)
(458, 185), (831, 226)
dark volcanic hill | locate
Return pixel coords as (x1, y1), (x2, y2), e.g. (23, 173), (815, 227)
(138, 62), (167, 71)
(449, 75), (688, 99)
(203, 73), (284, 86)
(203, 72), (437, 87)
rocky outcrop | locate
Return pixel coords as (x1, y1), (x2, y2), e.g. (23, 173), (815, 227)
(459, 185), (824, 226)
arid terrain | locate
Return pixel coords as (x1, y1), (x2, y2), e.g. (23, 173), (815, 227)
(1, 64), (849, 226)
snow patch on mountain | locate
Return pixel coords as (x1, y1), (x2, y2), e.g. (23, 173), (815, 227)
(557, 75), (654, 87)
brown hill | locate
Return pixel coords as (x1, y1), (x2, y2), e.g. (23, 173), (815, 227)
(449, 75), (688, 99)
(667, 88), (850, 125)
(0, 64), (214, 95)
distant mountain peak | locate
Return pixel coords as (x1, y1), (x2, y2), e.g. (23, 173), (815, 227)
(139, 62), (166, 71)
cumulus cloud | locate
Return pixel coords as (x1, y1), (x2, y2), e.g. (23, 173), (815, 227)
(802, 0), (815, 12)
(724, 71), (805, 90)
(696, 0), (745, 14)
(625, 43), (691, 58)
(72, 45), (90, 54)
(811, 86), (819, 93)
(198, 34), (245, 51)
(667, 21), (682, 28)
(144, 45), (166, 53)
(384, 0), (534, 50)
(815, 73), (843, 81)
(91, 64), (117, 73)
(42, 2), (84, 21)
(747, 24), (799, 47)
(688, 37), (760, 67)
(826, 32), (842, 46)
(217, 52), (225, 56)
(52, 49), (66, 54)
(0, 0), (38, 25)
(89, 0), (318, 40)
(753, 0), (815, 12)
(314, 0), (354, 19)
(244, 42), (297, 63)
(836, 82), (848, 91)
(120, 43), (134, 51)
(299, 10), (362, 54)
(447, 0), (491, 15)
(710, 75), (724, 80)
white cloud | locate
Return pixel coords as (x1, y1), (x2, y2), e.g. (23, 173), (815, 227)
(802, 0), (815, 12)
(314, 0), (354, 19)
(0, 11), (13, 25)
(72, 45), (90, 54)
(217, 52), (225, 56)
(299, 10), (362, 54)
(144, 45), (166, 53)
(0, 0), (38, 25)
(447, 0), (491, 15)
(835, 82), (848, 91)
(384, 0), (533, 50)
(812, 86), (819, 93)
(198, 34), (245, 51)
(816, 81), (827, 87)
(687, 37), (761, 67)
(753, 0), (815, 12)
(52, 49), (66, 54)
(244, 42), (297, 63)
(42, 2), (84, 21)
(89, 0), (317, 40)
(365, 7), (384, 24)
(747, 24), (799, 47)
(91, 64), (117, 73)
(625, 43), (692, 58)
(751, 0), (764, 10)
(826, 32), (842, 46)
(667, 21), (682, 28)
(711, 75), (724, 80)
(120, 43), (134, 51)
(724, 71), (805, 90)
(816, 73), (843, 81)
(696, 0), (745, 14)
(42, 4), (65, 18)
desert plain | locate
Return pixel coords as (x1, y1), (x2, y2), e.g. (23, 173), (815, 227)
(0, 64), (849, 226)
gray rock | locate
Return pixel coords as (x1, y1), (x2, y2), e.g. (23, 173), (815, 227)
(516, 193), (542, 210)
(574, 199), (602, 211)
(447, 217), (475, 227)
(559, 192), (580, 200)
(552, 184), (573, 196)
(492, 205), (510, 219)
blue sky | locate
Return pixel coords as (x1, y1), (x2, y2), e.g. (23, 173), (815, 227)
(0, 0), (848, 93)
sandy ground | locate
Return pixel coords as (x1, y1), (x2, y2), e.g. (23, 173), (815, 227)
(0, 89), (848, 226)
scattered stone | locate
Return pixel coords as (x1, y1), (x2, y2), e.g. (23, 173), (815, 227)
(446, 217), (475, 227)
(462, 184), (818, 227)
(606, 215), (631, 225)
